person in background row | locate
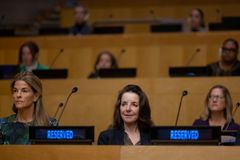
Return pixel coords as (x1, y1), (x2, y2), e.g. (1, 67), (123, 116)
(187, 8), (206, 32)
(0, 72), (57, 144)
(193, 85), (239, 130)
(98, 84), (153, 145)
(18, 41), (48, 72)
(207, 38), (240, 76)
(88, 51), (118, 78)
(69, 4), (92, 35)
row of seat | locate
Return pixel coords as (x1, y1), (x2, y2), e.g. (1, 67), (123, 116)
(0, 32), (240, 78)
(0, 78), (239, 140)
(61, 2), (240, 32)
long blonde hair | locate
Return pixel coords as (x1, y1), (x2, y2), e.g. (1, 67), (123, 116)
(201, 84), (233, 123)
(11, 71), (49, 125)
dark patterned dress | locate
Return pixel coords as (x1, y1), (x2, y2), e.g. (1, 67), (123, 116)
(0, 114), (57, 144)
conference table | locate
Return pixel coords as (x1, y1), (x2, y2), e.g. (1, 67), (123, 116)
(1, 145), (240, 160)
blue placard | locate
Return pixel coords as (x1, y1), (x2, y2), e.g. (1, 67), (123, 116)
(29, 126), (94, 144)
(35, 128), (86, 140)
(170, 130), (199, 140)
(47, 130), (74, 139)
(150, 126), (221, 145)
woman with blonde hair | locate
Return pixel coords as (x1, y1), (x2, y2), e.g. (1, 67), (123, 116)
(193, 84), (239, 130)
(0, 72), (57, 144)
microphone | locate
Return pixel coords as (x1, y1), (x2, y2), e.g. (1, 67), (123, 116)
(118, 49), (126, 64)
(57, 87), (78, 124)
(149, 9), (156, 20)
(225, 102), (240, 130)
(49, 48), (64, 68)
(233, 102), (240, 116)
(109, 14), (113, 19)
(53, 102), (64, 119)
(216, 8), (222, 22)
(186, 48), (201, 66)
(175, 90), (188, 126)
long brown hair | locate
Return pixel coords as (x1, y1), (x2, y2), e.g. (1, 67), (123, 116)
(94, 51), (118, 71)
(18, 41), (39, 65)
(11, 71), (49, 125)
(112, 84), (153, 130)
(201, 84), (233, 123)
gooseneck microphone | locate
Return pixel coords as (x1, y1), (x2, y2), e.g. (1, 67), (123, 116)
(233, 102), (240, 116)
(175, 90), (188, 126)
(57, 87), (78, 124)
(216, 9), (222, 22)
(53, 102), (64, 119)
(225, 102), (240, 130)
(118, 48), (126, 63)
(149, 9), (156, 20)
(186, 48), (201, 66)
(49, 48), (64, 68)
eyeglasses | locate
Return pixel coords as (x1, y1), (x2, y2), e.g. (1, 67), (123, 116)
(222, 47), (238, 54)
(208, 95), (225, 101)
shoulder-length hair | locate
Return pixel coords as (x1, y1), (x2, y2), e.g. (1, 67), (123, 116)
(11, 71), (49, 126)
(191, 8), (205, 28)
(201, 84), (233, 123)
(18, 41), (39, 65)
(94, 51), (118, 71)
(112, 84), (153, 130)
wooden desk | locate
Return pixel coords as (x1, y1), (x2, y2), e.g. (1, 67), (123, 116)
(1, 145), (240, 160)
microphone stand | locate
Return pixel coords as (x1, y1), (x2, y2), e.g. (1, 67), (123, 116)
(175, 91), (188, 126)
(57, 87), (78, 124)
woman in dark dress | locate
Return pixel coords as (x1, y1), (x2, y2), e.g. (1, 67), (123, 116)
(98, 84), (153, 145)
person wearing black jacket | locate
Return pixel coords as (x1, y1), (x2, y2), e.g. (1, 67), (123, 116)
(69, 4), (91, 35)
(98, 84), (153, 145)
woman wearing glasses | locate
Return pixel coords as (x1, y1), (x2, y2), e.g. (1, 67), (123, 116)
(193, 85), (239, 130)
(207, 38), (240, 76)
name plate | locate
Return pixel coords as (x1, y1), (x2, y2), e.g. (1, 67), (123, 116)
(151, 126), (221, 145)
(29, 126), (94, 144)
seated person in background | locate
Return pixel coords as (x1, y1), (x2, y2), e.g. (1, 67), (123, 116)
(193, 84), (239, 130)
(18, 41), (48, 72)
(88, 51), (118, 78)
(0, 72), (57, 144)
(207, 38), (240, 76)
(69, 4), (92, 35)
(98, 84), (153, 145)
(186, 8), (206, 32)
